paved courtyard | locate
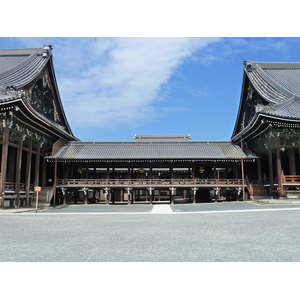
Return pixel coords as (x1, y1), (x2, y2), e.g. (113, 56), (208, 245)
(1, 202), (300, 262)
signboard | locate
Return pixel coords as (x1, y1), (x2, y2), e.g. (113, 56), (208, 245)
(34, 186), (41, 192)
(34, 186), (41, 212)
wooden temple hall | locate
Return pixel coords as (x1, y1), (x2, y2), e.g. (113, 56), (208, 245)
(2, 47), (300, 208)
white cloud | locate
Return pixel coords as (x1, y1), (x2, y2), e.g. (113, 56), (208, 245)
(56, 38), (221, 129)
(15, 37), (221, 131)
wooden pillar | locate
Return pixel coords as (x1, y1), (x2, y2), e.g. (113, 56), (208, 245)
(213, 164), (217, 180)
(85, 167), (88, 181)
(133, 190), (136, 203)
(257, 155), (262, 185)
(0, 127), (9, 208)
(233, 165), (238, 179)
(25, 140), (32, 207)
(53, 159), (58, 208)
(106, 168), (110, 182)
(170, 167), (173, 182)
(14, 138), (23, 208)
(34, 143), (41, 188)
(268, 150), (274, 197)
(276, 146), (284, 198)
(288, 148), (296, 175)
(42, 156), (47, 187)
(192, 166), (195, 180)
(120, 189), (124, 202)
(70, 166), (74, 180)
(64, 165), (69, 180)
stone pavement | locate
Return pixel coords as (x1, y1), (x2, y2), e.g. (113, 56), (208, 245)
(2, 198), (300, 214)
(255, 198), (300, 205)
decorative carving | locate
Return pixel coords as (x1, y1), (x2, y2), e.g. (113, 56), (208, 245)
(29, 78), (58, 123)
(247, 84), (253, 100)
(250, 126), (300, 153)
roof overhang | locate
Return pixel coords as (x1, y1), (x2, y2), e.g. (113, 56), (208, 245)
(0, 97), (78, 141)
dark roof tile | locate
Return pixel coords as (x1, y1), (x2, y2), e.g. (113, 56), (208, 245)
(48, 141), (254, 160)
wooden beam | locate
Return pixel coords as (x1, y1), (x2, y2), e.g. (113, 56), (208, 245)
(276, 146), (283, 198)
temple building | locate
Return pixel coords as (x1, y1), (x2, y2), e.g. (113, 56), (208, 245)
(0, 46), (77, 208)
(1, 46), (300, 208)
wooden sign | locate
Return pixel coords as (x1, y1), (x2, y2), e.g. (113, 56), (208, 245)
(34, 186), (41, 192)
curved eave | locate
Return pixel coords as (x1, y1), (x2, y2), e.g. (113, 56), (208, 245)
(231, 111), (300, 143)
(47, 55), (74, 136)
(231, 69), (248, 139)
(0, 97), (78, 141)
(47, 157), (255, 163)
(231, 64), (296, 140)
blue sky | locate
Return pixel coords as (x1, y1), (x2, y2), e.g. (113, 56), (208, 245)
(1, 37), (299, 142)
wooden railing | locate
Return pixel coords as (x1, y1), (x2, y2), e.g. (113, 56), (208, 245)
(4, 182), (34, 192)
(57, 178), (245, 187)
(282, 175), (300, 184)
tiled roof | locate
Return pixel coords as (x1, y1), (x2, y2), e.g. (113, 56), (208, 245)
(258, 97), (300, 119)
(0, 46), (76, 140)
(0, 46), (51, 95)
(47, 141), (254, 161)
(247, 69), (290, 103)
(245, 61), (300, 119)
